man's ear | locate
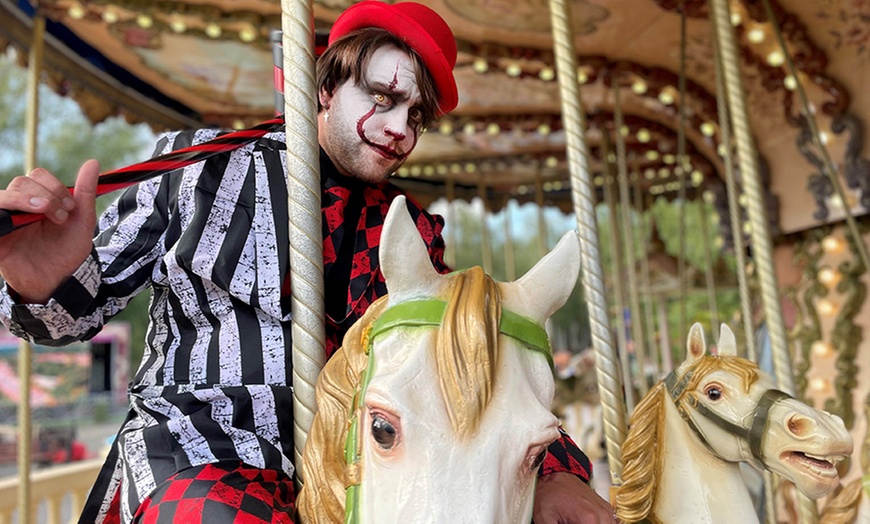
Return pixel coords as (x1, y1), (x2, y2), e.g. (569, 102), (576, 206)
(319, 86), (332, 110)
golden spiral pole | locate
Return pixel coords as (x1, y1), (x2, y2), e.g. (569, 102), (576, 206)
(708, 20), (756, 361)
(19, 13), (45, 524)
(281, 0), (325, 484)
(549, 0), (627, 484)
(709, 0), (816, 521)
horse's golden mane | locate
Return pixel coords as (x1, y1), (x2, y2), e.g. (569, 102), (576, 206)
(819, 478), (864, 524)
(614, 355), (759, 523)
(297, 267), (501, 523)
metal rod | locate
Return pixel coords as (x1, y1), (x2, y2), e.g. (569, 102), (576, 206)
(676, 3), (689, 342)
(503, 201), (517, 282)
(699, 201), (721, 341)
(613, 85), (649, 394)
(549, 0), (627, 484)
(281, 0), (325, 484)
(535, 172), (548, 258)
(633, 175), (661, 380)
(602, 139), (637, 412)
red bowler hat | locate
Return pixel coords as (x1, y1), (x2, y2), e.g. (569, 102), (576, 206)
(329, 1), (459, 115)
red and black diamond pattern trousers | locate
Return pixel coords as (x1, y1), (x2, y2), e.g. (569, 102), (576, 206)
(132, 461), (295, 523)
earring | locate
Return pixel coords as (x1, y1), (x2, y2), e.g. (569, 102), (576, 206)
(324, 111), (329, 122)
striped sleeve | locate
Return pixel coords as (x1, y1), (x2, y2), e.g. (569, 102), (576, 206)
(0, 134), (181, 346)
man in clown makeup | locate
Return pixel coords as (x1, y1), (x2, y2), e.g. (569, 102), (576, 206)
(0, 2), (614, 522)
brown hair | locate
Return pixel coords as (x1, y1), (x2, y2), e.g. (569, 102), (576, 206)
(316, 28), (441, 128)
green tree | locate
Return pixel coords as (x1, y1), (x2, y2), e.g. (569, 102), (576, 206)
(0, 49), (156, 369)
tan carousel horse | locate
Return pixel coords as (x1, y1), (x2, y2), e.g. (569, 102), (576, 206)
(614, 323), (853, 524)
(296, 196), (582, 523)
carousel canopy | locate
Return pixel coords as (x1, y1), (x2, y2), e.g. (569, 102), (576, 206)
(0, 0), (867, 235)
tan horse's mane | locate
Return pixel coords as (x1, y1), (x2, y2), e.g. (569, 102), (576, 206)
(819, 477), (864, 524)
(297, 267), (501, 523)
(614, 355), (760, 524)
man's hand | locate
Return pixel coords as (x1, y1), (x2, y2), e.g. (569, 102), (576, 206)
(0, 161), (99, 303)
(533, 471), (618, 524)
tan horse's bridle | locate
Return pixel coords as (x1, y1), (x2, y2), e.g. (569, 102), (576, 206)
(665, 367), (791, 468)
(343, 298), (552, 524)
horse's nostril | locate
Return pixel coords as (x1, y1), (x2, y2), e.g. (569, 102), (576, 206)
(787, 414), (815, 436)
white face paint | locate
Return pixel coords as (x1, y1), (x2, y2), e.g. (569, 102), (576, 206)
(319, 44), (425, 183)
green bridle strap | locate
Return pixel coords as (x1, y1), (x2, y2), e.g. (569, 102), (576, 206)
(343, 298), (552, 523)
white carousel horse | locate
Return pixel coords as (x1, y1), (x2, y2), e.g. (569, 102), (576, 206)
(296, 196), (581, 523)
(614, 323), (854, 524)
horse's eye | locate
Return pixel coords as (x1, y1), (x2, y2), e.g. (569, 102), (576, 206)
(371, 414), (397, 449)
(705, 386), (723, 401)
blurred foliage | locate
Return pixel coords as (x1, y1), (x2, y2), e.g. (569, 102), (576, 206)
(441, 195), (745, 364)
(0, 49), (156, 368)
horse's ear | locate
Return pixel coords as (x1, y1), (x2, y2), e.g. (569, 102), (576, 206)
(686, 323), (708, 363)
(499, 231), (581, 325)
(380, 196), (444, 302)
(717, 324), (737, 356)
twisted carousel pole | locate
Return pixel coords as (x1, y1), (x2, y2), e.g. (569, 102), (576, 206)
(709, 1), (815, 521)
(280, 0), (325, 482)
(549, 0), (627, 485)
(709, 24), (756, 360)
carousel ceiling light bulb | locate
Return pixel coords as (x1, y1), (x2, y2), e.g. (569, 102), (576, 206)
(663, 154), (675, 165)
(169, 17), (187, 33)
(553, 181), (563, 190)
(537, 123), (551, 136)
(517, 185), (529, 195)
(439, 122), (453, 135)
(817, 298), (838, 316)
(811, 341), (834, 358)
(506, 63), (522, 77)
(539, 67), (555, 81)
(593, 176), (604, 186)
(714, 236), (724, 248)
(658, 90), (675, 105)
(645, 150), (659, 161)
(68, 3), (86, 20)
(545, 156), (559, 168)
(747, 28), (766, 43)
(450, 163), (462, 174)
(397, 167), (409, 177)
(205, 23), (222, 38)
(821, 236), (845, 254)
(577, 69), (589, 84)
(620, 125), (630, 137)
(463, 123), (477, 135)
(464, 163), (477, 173)
(543, 182), (553, 192)
(700, 122), (717, 137)
(717, 143), (728, 157)
(809, 377), (830, 393)
(658, 168), (670, 179)
(644, 168), (656, 179)
(818, 266), (841, 287)
(239, 25), (257, 43)
(730, 11), (742, 26)
(692, 171), (705, 186)
(136, 14), (153, 29)
(631, 80), (648, 95)
(766, 50), (785, 67)
(102, 8), (119, 24)
(784, 75), (797, 90)
(637, 129), (651, 143)
(472, 58), (488, 74)
(436, 164), (448, 175)
(486, 123), (500, 136)
(742, 222), (752, 235)
(819, 131), (830, 145)
(423, 165), (435, 177)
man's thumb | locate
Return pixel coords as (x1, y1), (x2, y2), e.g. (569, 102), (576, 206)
(74, 159), (100, 205)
